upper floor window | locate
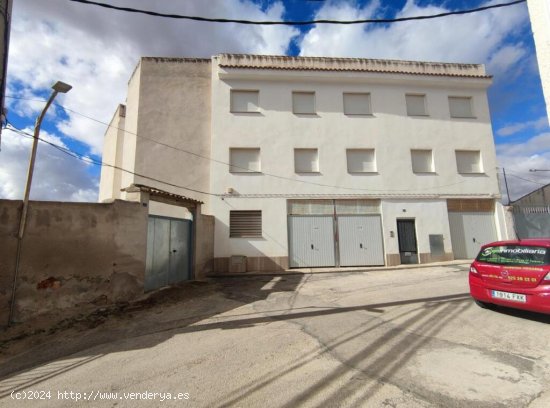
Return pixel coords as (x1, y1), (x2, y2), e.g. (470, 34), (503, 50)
(449, 96), (474, 118)
(229, 148), (261, 173)
(292, 91), (316, 115)
(411, 149), (434, 173)
(455, 150), (483, 174)
(230, 90), (259, 113)
(406, 94), (428, 116)
(294, 148), (319, 173)
(346, 149), (376, 173)
(343, 93), (372, 115)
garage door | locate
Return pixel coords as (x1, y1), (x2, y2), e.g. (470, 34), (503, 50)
(288, 199), (384, 268)
(449, 212), (496, 259)
(145, 216), (192, 291)
(288, 215), (336, 267)
(338, 215), (384, 266)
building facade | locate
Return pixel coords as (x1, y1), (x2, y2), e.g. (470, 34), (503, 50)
(99, 54), (509, 273)
(528, 0), (550, 123)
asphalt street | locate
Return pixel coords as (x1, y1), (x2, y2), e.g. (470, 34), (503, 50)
(1, 263), (550, 407)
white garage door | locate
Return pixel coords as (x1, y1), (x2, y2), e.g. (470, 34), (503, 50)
(338, 215), (385, 266)
(288, 215), (336, 268)
(449, 212), (497, 259)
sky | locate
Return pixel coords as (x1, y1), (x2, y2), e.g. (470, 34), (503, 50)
(1, 0), (549, 203)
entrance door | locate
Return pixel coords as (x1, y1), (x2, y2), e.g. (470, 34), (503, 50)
(449, 212), (496, 259)
(145, 216), (192, 291)
(288, 215), (336, 267)
(397, 219), (418, 264)
(338, 215), (384, 266)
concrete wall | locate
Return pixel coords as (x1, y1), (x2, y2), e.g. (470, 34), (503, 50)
(98, 104), (126, 201)
(0, 199), (148, 325)
(381, 199), (454, 265)
(98, 55), (505, 272)
(209, 61), (501, 264)
(195, 213), (215, 279)
(528, 0), (550, 122)
(503, 206), (518, 240)
(132, 58), (212, 204)
(513, 184), (550, 206)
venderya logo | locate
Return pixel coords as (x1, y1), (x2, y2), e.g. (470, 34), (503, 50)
(482, 248), (493, 257)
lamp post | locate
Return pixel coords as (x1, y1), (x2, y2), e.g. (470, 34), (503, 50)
(8, 81), (72, 326)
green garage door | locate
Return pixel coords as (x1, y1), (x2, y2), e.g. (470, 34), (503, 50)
(145, 216), (192, 291)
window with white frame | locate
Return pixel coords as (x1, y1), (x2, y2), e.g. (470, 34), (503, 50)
(229, 148), (261, 173)
(230, 210), (262, 238)
(449, 96), (474, 118)
(230, 90), (259, 113)
(346, 149), (376, 173)
(294, 148), (319, 173)
(406, 94), (428, 116)
(343, 93), (372, 115)
(411, 149), (434, 173)
(292, 91), (316, 114)
(455, 150), (483, 174)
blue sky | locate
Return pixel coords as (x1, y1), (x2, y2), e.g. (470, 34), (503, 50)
(2, 0), (549, 202)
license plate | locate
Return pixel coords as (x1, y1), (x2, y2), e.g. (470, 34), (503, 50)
(491, 290), (526, 303)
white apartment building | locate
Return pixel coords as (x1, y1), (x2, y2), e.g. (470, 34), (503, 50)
(528, 0), (550, 122)
(99, 54), (509, 273)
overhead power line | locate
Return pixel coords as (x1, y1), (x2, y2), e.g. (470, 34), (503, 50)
(67, 0), (526, 26)
(506, 172), (548, 187)
(5, 123), (219, 197)
(5, 95), (472, 193)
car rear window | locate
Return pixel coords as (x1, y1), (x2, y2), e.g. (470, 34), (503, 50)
(476, 245), (549, 266)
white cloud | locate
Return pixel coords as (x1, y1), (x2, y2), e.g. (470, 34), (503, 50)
(3, 0), (542, 204)
(0, 129), (98, 201)
(496, 132), (550, 157)
(496, 116), (549, 137)
(299, 0), (529, 68)
(487, 44), (528, 77)
(7, 0), (299, 149)
(496, 131), (550, 201)
(3, 0), (299, 201)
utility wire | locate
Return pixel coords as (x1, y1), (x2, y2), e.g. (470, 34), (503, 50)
(5, 124), (219, 197)
(67, 0), (526, 26)
(506, 173), (548, 186)
(5, 95), (471, 193)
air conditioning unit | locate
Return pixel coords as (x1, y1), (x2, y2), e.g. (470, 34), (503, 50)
(229, 255), (247, 273)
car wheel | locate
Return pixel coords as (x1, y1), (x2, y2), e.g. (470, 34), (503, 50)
(474, 299), (491, 309)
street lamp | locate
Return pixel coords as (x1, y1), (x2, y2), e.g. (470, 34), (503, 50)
(8, 81), (72, 326)
(19, 81), (72, 237)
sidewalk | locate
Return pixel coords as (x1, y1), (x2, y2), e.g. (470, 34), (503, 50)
(208, 259), (471, 278)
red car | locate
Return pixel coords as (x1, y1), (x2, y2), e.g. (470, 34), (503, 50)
(469, 239), (550, 314)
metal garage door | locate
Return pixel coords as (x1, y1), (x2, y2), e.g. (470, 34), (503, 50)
(338, 215), (384, 266)
(145, 216), (192, 291)
(449, 212), (496, 259)
(288, 215), (336, 268)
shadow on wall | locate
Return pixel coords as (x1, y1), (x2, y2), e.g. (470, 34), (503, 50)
(212, 212), (292, 274)
(0, 199), (148, 327)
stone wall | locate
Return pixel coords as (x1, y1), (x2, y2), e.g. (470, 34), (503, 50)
(0, 199), (148, 325)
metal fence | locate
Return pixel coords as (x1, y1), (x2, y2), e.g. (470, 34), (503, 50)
(512, 206), (550, 238)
